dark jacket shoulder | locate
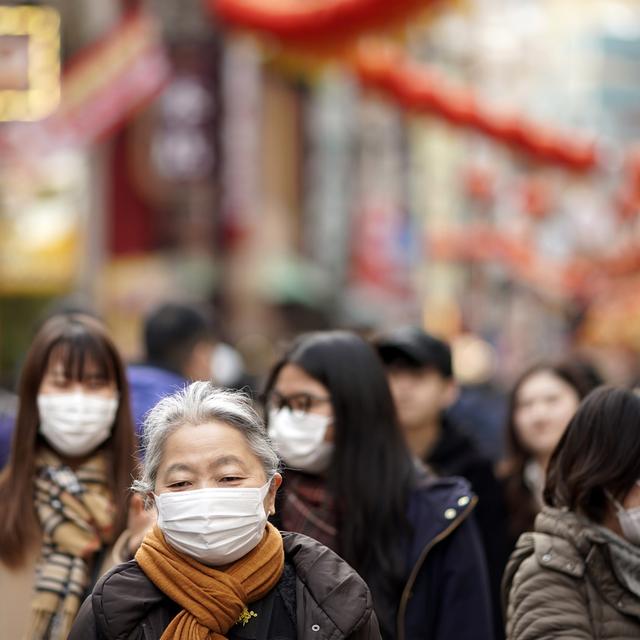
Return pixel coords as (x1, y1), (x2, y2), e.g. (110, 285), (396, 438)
(401, 472), (494, 640)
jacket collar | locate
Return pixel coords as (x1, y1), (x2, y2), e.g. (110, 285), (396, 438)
(532, 507), (640, 619)
(406, 471), (476, 555)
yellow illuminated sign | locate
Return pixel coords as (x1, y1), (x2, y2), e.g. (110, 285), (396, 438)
(0, 5), (60, 121)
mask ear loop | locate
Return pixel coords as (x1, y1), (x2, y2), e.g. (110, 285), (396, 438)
(261, 475), (275, 499)
(605, 489), (625, 513)
(264, 474), (280, 516)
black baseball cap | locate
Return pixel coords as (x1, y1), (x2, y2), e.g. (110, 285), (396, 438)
(373, 326), (453, 379)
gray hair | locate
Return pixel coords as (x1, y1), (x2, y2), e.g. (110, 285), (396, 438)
(132, 381), (279, 501)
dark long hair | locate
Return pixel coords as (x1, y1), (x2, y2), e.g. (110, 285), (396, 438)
(0, 314), (137, 568)
(500, 361), (594, 541)
(545, 386), (640, 523)
(264, 331), (415, 598)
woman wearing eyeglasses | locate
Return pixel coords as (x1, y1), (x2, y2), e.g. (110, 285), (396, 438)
(263, 331), (493, 640)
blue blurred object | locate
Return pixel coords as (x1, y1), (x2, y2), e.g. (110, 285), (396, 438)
(0, 390), (17, 469)
(127, 365), (187, 440)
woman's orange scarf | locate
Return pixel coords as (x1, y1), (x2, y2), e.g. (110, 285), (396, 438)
(135, 522), (285, 640)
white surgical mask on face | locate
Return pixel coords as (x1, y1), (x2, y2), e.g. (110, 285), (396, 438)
(608, 482), (640, 546)
(37, 392), (118, 457)
(155, 480), (272, 565)
(268, 408), (333, 474)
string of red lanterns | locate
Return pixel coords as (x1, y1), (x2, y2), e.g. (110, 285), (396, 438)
(353, 43), (599, 172)
(205, 0), (601, 171)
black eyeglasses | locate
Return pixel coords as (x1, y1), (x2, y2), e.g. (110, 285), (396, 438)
(261, 391), (331, 415)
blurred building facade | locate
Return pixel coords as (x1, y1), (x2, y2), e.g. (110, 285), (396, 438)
(1, 0), (640, 387)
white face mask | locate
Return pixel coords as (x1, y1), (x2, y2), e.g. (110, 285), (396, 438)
(268, 408), (333, 474)
(37, 392), (119, 457)
(155, 481), (271, 565)
(608, 482), (640, 546)
(209, 343), (244, 387)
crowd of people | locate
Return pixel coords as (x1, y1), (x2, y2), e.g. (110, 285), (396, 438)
(0, 303), (639, 639)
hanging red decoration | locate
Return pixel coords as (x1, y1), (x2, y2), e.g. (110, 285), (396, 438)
(354, 43), (599, 172)
(519, 177), (552, 220)
(463, 165), (496, 205)
(205, 0), (435, 47)
(613, 148), (640, 221)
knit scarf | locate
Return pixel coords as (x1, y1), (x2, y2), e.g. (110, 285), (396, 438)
(280, 470), (338, 552)
(136, 523), (285, 640)
(29, 449), (115, 640)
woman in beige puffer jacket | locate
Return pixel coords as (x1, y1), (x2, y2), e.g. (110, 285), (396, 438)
(503, 387), (640, 640)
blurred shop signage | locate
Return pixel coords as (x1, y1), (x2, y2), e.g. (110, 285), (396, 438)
(0, 10), (170, 157)
(0, 150), (87, 294)
(0, 5), (60, 121)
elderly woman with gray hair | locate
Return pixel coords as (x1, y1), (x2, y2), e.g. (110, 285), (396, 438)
(69, 381), (381, 640)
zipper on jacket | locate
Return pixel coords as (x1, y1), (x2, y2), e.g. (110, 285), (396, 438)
(142, 620), (154, 640)
(395, 496), (478, 640)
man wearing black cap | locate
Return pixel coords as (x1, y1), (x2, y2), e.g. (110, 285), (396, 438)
(374, 326), (509, 639)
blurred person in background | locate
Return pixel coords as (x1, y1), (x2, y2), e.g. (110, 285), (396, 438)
(0, 297), (101, 470)
(498, 362), (594, 549)
(373, 327), (509, 638)
(70, 382), (381, 640)
(263, 331), (493, 640)
(447, 334), (507, 463)
(0, 314), (146, 639)
(128, 302), (247, 438)
(503, 386), (640, 639)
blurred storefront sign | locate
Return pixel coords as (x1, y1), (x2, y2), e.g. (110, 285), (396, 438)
(0, 5), (60, 121)
(0, 9), (169, 157)
(0, 9), (170, 296)
(0, 150), (88, 294)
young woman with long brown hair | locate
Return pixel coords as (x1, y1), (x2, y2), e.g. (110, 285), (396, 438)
(0, 313), (138, 639)
(499, 362), (594, 547)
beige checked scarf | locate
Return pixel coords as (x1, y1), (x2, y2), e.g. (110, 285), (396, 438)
(28, 450), (115, 640)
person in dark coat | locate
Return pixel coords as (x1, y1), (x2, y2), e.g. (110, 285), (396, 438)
(373, 327), (509, 639)
(263, 331), (493, 640)
(69, 382), (380, 640)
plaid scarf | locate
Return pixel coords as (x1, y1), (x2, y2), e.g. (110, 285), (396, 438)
(280, 470), (338, 551)
(28, 450), (115, 640)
